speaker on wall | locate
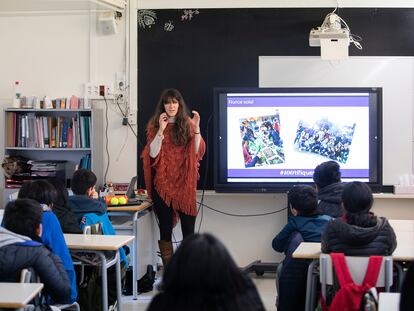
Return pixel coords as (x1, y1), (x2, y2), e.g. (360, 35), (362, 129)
(98, 12), (118, 35)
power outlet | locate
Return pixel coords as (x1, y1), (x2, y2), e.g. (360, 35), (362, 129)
(128, 109), (137, 125)
(116, 72), (126, 92)
(84, 83), (114, 99)
(84, 83), (100, 98)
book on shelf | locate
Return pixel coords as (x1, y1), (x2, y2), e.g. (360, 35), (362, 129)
(6, 112), (91, 149)
(70, 95), (79, 109)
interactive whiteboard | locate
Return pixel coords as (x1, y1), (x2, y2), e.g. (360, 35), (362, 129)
(259, 56), (414, 185)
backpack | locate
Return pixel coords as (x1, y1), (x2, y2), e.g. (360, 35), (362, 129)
(322, 253), (383, 311)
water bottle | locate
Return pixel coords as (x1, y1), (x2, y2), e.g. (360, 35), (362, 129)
(13, 80), (21, 108)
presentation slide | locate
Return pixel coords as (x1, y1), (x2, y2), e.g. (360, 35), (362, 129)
(226, 93), (370, 182)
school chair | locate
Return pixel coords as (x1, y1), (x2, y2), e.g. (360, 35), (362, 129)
(20, 268), (80, 311)
(319, 253), (393, 310)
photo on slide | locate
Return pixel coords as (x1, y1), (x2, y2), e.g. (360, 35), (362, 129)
(239, 112), (285, 168)
(293, 118), (356, 164)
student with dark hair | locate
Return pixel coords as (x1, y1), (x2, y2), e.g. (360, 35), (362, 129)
(313, 160), (344, 218)
(0, 199), (71, 303)
(48, 178), (82, 234)
(148, 233), (265, 311)
(272, 185), (332, 252)
(68, 169), (128, 309)
(321, 181), (397, 256)
(17, 180), (77, 304)
(272, 185), (332, 311)
(67, 169), (107, 223)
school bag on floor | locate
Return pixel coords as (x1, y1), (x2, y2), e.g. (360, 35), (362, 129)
(321, 253), (383, 311)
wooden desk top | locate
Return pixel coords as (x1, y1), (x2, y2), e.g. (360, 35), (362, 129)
(64, 234), (134, 250)
(0, 283), (43, 308)
(107, 200), (152, 212)
(292, 219), (414, 261)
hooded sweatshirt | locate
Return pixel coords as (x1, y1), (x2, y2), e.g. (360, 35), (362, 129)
(317, 182), (344, 218)
(0, 227), (71, 303)
(67, 195), (107, 223)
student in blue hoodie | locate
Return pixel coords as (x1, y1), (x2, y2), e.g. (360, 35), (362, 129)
(272, 185), (332, 252)
(17, 180), (77, 304)
(68, 169), (128, 308)
(272, 185), (331, 311)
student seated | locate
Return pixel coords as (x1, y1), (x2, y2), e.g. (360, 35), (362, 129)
(67, 169), (127, 310)
(17, 180), (77, 304)
(272, 185), (332, 311)
(48, 178), (82, 234)
(313, 160), (344, 218)
(67, 169), (107, 223)
(273, 185), (332, 252)
(0, 199), (71, 304)
(321, 181), (397, 256)
(148, 233), (265, 311)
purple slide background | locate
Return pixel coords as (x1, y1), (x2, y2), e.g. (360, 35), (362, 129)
(228, 168), (369, 178)
(227, 96), (368, 107)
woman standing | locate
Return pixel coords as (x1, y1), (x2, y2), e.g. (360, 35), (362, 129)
(141, 88), (206, 267)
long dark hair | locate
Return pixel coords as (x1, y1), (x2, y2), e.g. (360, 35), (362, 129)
(48, 178), (69, 210)
(342, 181), (377, 227)
(18, 179), (57, 206)
(152, 233), (265, 311)
(148, 88), (191, 146)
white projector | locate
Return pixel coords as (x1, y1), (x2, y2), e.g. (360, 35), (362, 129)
(309, 27), (350, 47)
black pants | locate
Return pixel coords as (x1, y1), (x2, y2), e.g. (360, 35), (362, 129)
(152, 188), (196, 241)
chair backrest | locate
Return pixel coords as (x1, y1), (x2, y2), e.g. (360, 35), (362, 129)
(20, 268), (32, 283)
(83, 222), (103, 235)
(320, 253), (393, 299)
(80, 213), (115, 236)
(8, 191), (18, 201)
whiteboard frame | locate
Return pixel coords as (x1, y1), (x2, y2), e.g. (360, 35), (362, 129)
(259, 56), (414, 185)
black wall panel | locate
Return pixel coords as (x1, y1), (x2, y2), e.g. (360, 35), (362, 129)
(137, 8), (414, 190)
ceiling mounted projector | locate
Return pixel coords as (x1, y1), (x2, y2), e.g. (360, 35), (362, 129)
(309, 10), (362, 60)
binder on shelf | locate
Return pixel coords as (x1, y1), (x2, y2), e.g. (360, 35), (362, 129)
(5, 112), (14, 147)
(62, 121), (69, 148)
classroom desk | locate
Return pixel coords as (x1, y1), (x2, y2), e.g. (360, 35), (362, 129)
(65, 234), (134, 311)
(292, 219), (414, 311)
(378, 293), (401, 311)
(0, 283), (43, 309)
(293, 220), (414, 260)
(107, 200), (152, 300)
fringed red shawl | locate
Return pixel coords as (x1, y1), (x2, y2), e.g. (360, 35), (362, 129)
(141, 122), (206, 225)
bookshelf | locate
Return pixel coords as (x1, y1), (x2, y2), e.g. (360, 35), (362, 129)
(3, 108), (103, 202)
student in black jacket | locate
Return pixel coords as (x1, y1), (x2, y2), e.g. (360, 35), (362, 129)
(313, 161), (344, 218)
(0, 199), (71, 303)
(321, 181), (397, 256)
(48, 178), (82, 234)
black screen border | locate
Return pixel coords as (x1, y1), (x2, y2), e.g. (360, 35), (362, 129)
(214, 87), (383, 193)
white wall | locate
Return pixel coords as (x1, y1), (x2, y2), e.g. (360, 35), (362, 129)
(0, 12), (137, 199)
